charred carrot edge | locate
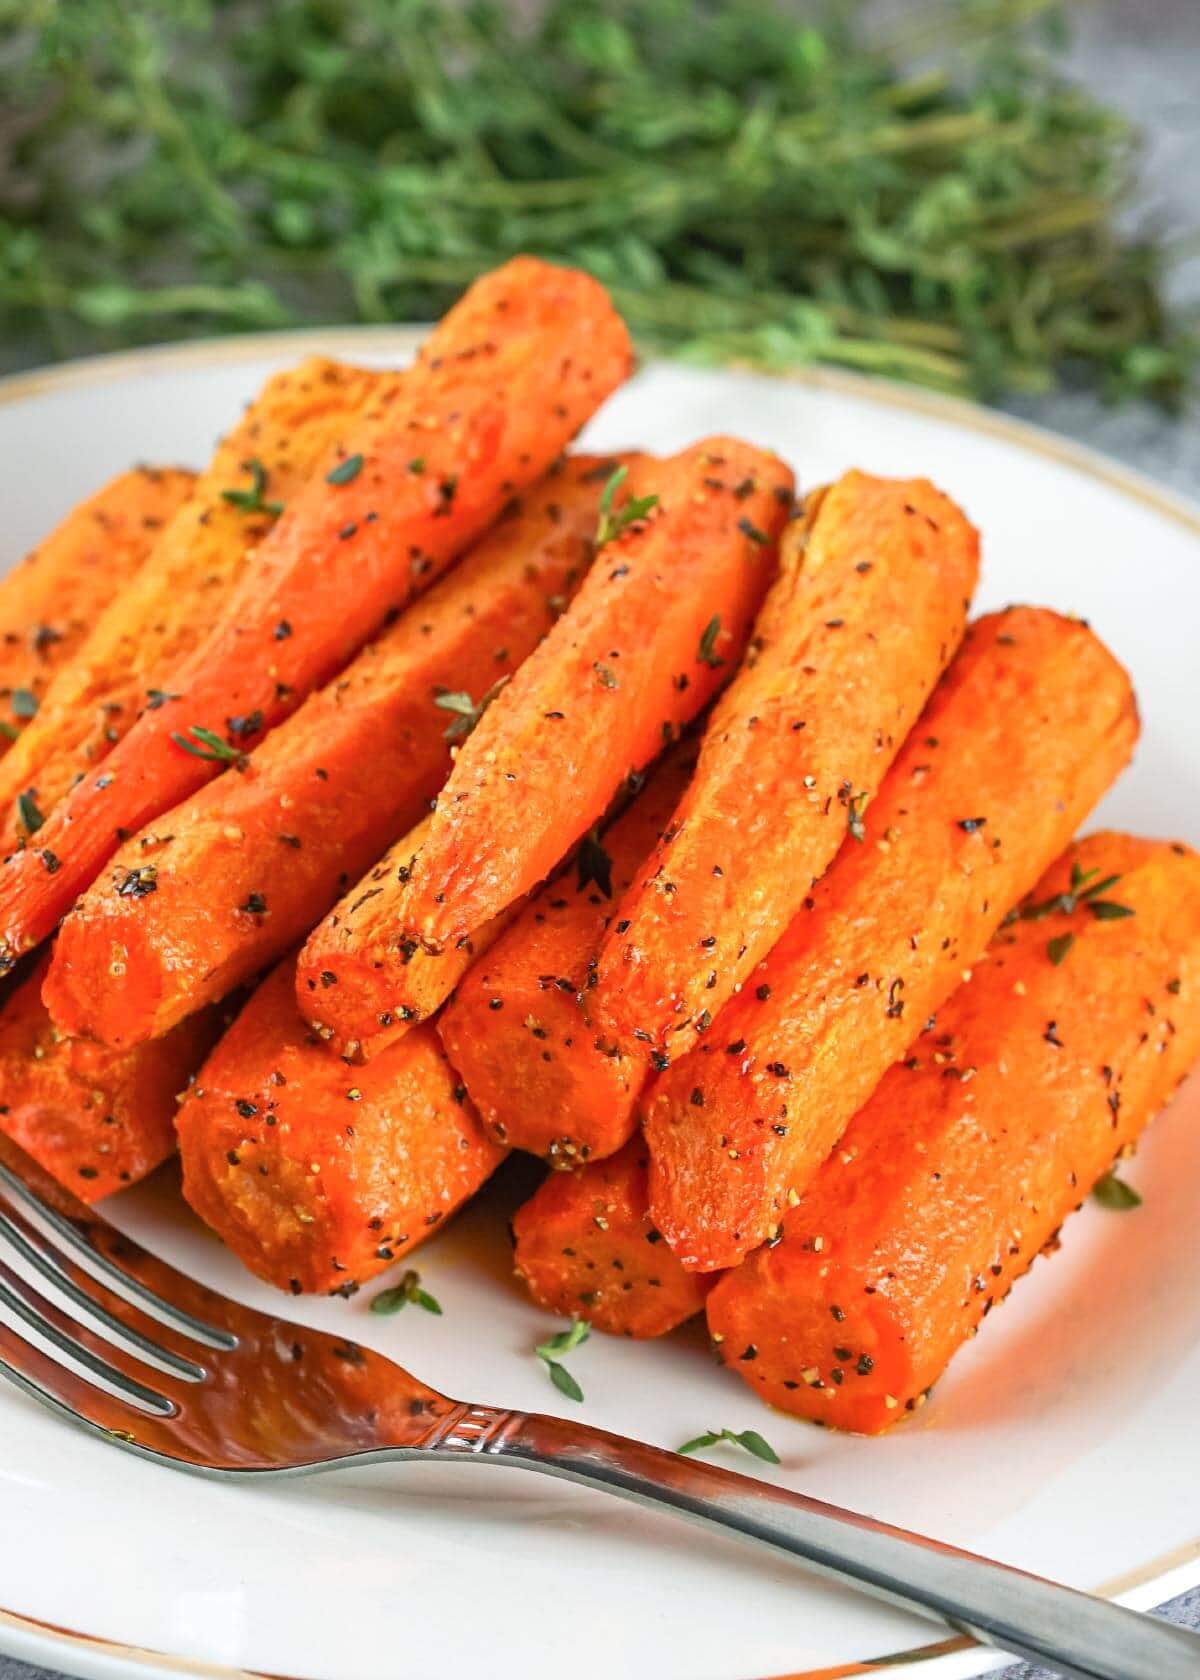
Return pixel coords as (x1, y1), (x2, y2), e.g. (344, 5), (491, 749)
(0, 257), (633, 968)
(437, 743), (698, 1163)
(645, 607), (1140, 1273)
(177, 961), (506, 1295)
(45, 456), (622, 1049)
(512, 1134), (714, 1338)
(592, 471), (979, 1055)
(0, 466), (195, 751)
(0, 358), (384, 860)
(367, 436), (793, 968)
(0, 950), (222, 1203)
(707, 833), (1200, 1433)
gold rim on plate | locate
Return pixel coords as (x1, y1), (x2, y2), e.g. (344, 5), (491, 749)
(3, 325), (1199, 539)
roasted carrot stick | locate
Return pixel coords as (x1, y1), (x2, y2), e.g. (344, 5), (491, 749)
(44, 457), (619, 1048)
(436, 744), (698, 1161)
(0, 951), (221, 1202)
(645, 608), (1139, 1272)
(706, 833), (1200, 1433)
(0, 358), (383, 859)
(177, 962), (506, 1295)
(326, 439), (793, 1003)
(0, 258), (633, 968)
(512, 1135), (713, 1338)
(0, 466), (195, 749)
(592, 472), (979, 1055)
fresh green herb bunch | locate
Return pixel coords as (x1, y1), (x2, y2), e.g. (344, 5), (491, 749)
(0, 0), (1191, 400)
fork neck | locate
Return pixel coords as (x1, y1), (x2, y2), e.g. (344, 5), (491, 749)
(417, 1406), (1200, 1680)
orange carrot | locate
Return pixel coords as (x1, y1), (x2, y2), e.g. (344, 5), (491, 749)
(0, 358), (383, 859)
(645, 608), (1139, 1272)
(0, 465), (195, 749)
(0, 258), (633, 968)
(706, 833), (1200, 1433)
(330, 439), (793, 996)
(436, 745), (698, 1161)
(512, 1135), (713, 1338)
(0, 950), (221, 1202)
(177, 961), (505, 1294)
(592, 472), (979, 1055)
(44, 456), (620, 1048)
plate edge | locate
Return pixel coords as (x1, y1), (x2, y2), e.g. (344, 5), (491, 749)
(1, 1518), (1197, 1680)
(2, 328), (1197, 540)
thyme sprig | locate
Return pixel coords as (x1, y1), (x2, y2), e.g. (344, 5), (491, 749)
(221, 458), (283, 517)
(1017, 860), (1135, 931)
(5, 0), (1187, 403)
(535, 1317), (590, 1401)
(433, 675), (510, 742)
(370, 1269), (443, 1315)
(595, 465), (658, 549)
(678, 1426), (781, 1464)
(170, 725), (245, 766)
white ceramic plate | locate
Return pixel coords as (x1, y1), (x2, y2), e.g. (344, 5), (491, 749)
(0, 333), (1198, 1680)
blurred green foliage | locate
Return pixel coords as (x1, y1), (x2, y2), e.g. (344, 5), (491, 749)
(0, 0), (1192, 399)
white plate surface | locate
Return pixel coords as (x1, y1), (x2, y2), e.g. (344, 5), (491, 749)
(0, 333), (1198, 1680)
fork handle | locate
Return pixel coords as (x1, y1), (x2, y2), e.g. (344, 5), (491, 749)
(471, 1409), (1198, 1680)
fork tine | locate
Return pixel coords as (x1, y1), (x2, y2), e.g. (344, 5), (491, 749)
(0, 1202), (206, 1379)
(0, 1320), (131, 1436)
(0, 1313), (191, 1460)
(0, 1162), (234, 1350)
(0, 1265), (174, 1414)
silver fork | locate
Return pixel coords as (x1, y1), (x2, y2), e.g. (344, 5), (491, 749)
(0, 1150), (1194, 1680)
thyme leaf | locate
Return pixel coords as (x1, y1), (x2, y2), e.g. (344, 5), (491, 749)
(221, 457), (283, 516)
(16, 789), (43, 835)
(1092, 1171), (1142, 1211)
(325, 452), (364, 486)
(595, 465), (658, 548)
(170, 724), (244, 765)
(1088, 900), (1136, 921)
(697, 614), (724, 668)
(678, 1427), (780, 1464)
(535, 1317), (589, 1402)
(433, 674), (510, 742)
(1046, 931), (1074, 965)
(370, 1269), (443, 1315)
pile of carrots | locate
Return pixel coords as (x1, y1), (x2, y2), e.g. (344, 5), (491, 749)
(2, 257), (1197, 1434)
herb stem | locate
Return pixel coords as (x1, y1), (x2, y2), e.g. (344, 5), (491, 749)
(4, 0), (1190, 404)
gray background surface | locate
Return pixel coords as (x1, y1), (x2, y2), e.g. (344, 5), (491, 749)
(997, 0), (1200, 502)
(1, 2), (1197, 1677)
